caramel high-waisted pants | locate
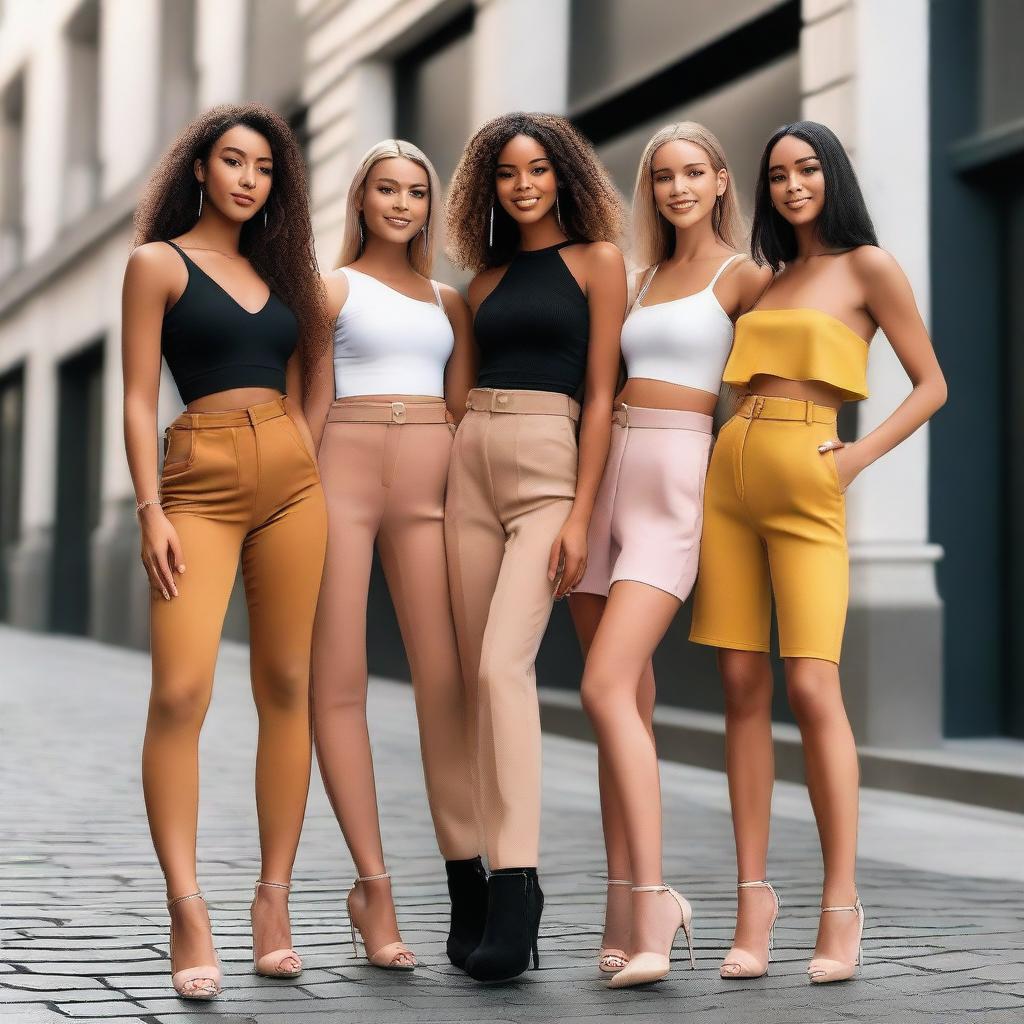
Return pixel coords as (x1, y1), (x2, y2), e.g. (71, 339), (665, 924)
(445, 387), (580, 868)
(311, 398), (479, 866)
(147, 396), (326, 893)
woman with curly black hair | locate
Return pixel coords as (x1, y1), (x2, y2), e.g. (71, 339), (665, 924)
(122, 105), (331, 1000)
(444, 112), (626, 981)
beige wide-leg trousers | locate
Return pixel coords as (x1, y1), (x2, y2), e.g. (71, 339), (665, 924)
(444, 388), (579, 868)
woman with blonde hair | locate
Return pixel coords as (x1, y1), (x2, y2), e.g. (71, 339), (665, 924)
(569, 121), (770, 987)
(304, 139), (483, 972)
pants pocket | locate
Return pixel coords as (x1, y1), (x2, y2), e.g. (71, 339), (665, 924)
(161, 428), (195, 477)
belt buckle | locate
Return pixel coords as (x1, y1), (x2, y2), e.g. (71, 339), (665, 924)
(495, 391), (509, 410)
(391, 401), (407, 424)
(620, 402), (630, 427)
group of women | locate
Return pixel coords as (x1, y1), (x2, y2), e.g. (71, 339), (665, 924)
(121, 103), (946, 1001)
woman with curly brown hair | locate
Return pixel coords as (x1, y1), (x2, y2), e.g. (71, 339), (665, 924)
(444, 111), (626, 981)
(122, 105), (330, 1000)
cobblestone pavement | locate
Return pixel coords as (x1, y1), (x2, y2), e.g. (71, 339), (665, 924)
(2, 625), (1023, 1023)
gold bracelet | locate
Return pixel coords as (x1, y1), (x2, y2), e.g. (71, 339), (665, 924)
(136, 499), (161, 514)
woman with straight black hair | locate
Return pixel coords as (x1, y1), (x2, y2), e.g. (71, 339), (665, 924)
(690, 120), (946, 984)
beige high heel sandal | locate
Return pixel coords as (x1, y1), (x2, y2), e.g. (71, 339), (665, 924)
(807, 896), (864, 983)
(606, 885), (695, 988)
(250, 880), (303, 978)
(720, 879), (782, 979)
(347, 871), (417, 970)
(167, 892), (222, 1000)
(598, 879), (632, 974)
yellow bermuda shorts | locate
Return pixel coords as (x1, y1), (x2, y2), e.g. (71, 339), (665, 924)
(690, 395), (848, 663)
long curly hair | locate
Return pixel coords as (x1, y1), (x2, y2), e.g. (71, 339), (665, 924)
(445, 112), (624, 272)
(133, 104), (331, 396)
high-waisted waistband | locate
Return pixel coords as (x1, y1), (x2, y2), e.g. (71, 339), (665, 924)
(327, 398), (449, 425)
(613, 404), (713, 432)
(466, 387), (580, 421)
(737, 394), (838, 425)
(170, 396), (288, 430)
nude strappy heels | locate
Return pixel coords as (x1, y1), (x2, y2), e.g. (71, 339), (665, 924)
(167, 892), (222, 1000)
(250, 880), (303, 978)
(598, 878), (631, 974)
(720, 879), (782, 979)
(807, 896), (864, 983)
(606, 884), (695, 988)
(347, 871), (417, 970)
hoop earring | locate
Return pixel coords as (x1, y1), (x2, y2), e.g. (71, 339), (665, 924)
(555, 192), (563, 231)
(197, 187), (203, 219)
(488, 204), (495, 248)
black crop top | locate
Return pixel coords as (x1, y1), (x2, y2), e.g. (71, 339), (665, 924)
(474, 241), (590, 396)
(160, 241), (299, 404)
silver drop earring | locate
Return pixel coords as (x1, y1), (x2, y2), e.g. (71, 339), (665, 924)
(488, 204), (495, 248)
(197, 187), (203, 219)
(263, 205), (268, 228)
(556, 192), (563, 230)
(358, 218), (365, 251)
(421, 221), (429, 252)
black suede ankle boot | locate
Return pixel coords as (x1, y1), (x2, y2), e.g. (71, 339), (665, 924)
(445, 856), (489, 970)
(464, 867), (543, 982)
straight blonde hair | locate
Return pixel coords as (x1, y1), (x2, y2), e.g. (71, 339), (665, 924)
(631, 122), (743, 269)
(337, 139), (442, 275)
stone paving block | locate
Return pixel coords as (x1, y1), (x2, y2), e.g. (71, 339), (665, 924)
(2, 626), (1024, 1023)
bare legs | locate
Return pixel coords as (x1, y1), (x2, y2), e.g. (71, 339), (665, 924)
(578, 582), (682, 958)
(719, 649), (861, 971)
(569, 591), (656, 959)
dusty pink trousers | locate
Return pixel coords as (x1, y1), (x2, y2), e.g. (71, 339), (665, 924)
(311, 398), (479, 866)
(445, 388), (579, 868)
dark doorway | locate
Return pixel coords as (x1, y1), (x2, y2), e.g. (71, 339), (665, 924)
(0, 364), (25, 620)
(1003, 185), (1024, 738)
(51, 342), (103, 634)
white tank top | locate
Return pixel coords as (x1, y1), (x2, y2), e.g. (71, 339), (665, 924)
(332, 267), (454, 399)
(620, 253), (742, 396)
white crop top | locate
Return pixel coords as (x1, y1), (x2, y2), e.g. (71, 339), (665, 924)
(620, 253), (742, 396)
(332, 267), (454, 399)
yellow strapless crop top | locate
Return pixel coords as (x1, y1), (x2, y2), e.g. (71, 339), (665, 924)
(722, 308), (870, 401)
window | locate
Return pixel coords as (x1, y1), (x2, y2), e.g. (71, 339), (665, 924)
(0, 72), (25, 275)
(63, 0), (101, 223)
(0, 364), (24, 622)
(159, 0), (196, 138)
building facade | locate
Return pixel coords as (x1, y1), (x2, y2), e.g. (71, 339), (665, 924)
(0, 0), (1018, 760)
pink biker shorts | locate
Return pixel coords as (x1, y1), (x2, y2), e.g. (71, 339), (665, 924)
(576, 404), (713, 602)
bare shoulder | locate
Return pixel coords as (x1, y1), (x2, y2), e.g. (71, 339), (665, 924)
(437, 281), (469, 316)
(124, 241), (183, 297)
(584, 240), (625, 271)
(468, 265), (504, 310)
(126, 240), (178, 274)
(848, 244), (903, 284)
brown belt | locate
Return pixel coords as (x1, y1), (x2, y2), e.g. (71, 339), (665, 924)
(327, 400), (450, 425)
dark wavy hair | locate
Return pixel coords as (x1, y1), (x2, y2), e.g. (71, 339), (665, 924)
(750, 121), (878, 271)
(445, 112), (624, 272)
(133, 104), (331, 396)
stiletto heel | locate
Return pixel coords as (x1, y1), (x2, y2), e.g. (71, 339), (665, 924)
(607, 884), (694, 989)
(167, 892), (221, 1000)
(251, 881), (302, 978)
(346, 871), (416, 970)
(464, 867), (544, 982)
(598, 879), (632, 974)
(720, 879), (781, 980)
(807, 897), (865, 983)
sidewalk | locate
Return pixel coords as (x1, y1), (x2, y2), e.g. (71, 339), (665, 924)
(1, 624), (1022, 1023)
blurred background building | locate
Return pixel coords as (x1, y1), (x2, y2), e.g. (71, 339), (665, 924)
(0, 0), (1020, 807)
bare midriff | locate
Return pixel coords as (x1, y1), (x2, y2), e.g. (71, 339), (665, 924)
(334, 393), (444, 404)
(745, 374), (846, 412)
(616, 377), (718, 416)
(186, 387), (285, 413)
